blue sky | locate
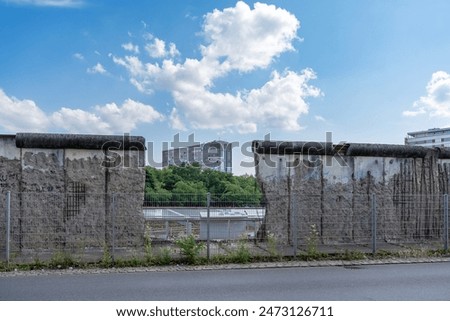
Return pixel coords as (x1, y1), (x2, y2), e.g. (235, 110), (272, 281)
(1, 0), (450, 174)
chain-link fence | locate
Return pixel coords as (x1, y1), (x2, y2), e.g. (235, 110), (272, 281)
(0, 192), (145, 264)
(1, 191), (449, 264)
(277, 193), (449, 256)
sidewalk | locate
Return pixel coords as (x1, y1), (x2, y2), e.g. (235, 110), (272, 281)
(1, 256), (450, 278)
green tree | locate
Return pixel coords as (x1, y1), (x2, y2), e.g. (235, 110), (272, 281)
(172, 181), (207, 206)
(143, 165), (261, 207)
(145, 167), (158, 190)
(144, 187), (172, 206)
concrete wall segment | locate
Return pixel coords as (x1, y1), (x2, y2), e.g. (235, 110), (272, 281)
(254, 140), (450, 245)
(0, 133), (146, 255)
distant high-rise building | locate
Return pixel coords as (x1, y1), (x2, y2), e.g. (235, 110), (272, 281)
(405, 127), (450, 148)
(162, 140), (232, 173)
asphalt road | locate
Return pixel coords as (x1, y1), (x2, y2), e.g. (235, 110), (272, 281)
(2, 262), (450, 300)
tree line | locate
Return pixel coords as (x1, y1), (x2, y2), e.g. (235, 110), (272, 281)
(144, 164), (262, 207)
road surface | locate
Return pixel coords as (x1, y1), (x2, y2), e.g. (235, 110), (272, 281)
(1, 262), (450, 300)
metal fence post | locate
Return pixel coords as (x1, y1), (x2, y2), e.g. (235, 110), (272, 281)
(206, 192), (211, 261)
(291, 195), (297, 258)
(5, 191), (11, 264)
(371, 193), (377, 255)
(111, 193), (116, 263)
(444, 194), (448, 251)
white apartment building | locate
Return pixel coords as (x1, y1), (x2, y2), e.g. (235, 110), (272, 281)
(405, 127), (450, 148)
(162, 140), (232, 173)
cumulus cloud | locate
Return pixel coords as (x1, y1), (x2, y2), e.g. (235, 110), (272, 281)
(168, 43), (180, 57)
(0, 89), (49, 132)
(0, 89), (163, 134)
(93, 99), (164, 132)
(112, 1), (317, 133)
(404, 71), (450, 118)
(87, 63), (107, 74)
(145, 38), (166, 58)
(52, 100), (164, 134)
(168, 69), (320, 133)
(201, 1), (299, 72)
(169, 108), (187, 131)
(51, 108), (110, 133)
(247, 69), (320, 130)
(122, 42), (140, 54)
(145, 38), (179, 58)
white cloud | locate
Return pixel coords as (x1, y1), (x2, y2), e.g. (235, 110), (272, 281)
(87, 63), (107, 74)
(201, 1), (299, 72)
(145, 38), (179, 58)
(122, 42), (139, 54)
(94, 99), (164, 132)
(145, 38), (166, 58)
(404, 71), (450, 118)
(0, 89), (163, 134)
(169, 108), (187, 131)
(2, 0), (84, 7)
(0, 89), (49, 132)
(53, 100), (164, 133)
(168, 43), (180, 57)
(112, 56), (145, 77)
(246, 69), (320, 131)
(51, 108), (110, 133)
(164, 69), (320, 134)
(52, 100), (164, 133)
(113, 1), (318, 133)
(73, 52), (84, 60)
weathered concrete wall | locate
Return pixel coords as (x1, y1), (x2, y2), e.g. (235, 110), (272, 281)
(0, 135), (20, 193)
(0, 133), (146, 255)
(253, 141), (450, 245)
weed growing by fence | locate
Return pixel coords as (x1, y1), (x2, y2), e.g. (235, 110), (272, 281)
(267, 233), (280, 258)
(155, 247), (172, 265)
(49, 251), (75, 269)
(101, 244), (113, 268)
(306, 224), (319, 257)
(338, 250), (367, 261)
(230, 238), (251, 263)
(175, 235), (205, 264)
(144, 228), (154, 264)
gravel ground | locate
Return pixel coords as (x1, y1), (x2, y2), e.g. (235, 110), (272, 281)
(1, 256), (450, 278)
